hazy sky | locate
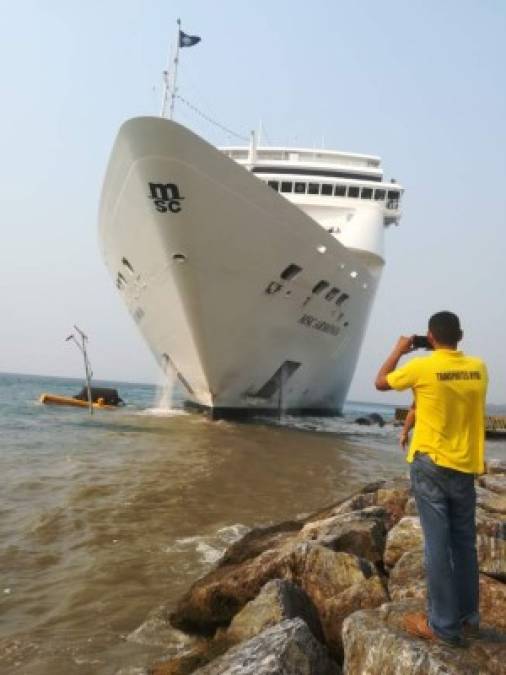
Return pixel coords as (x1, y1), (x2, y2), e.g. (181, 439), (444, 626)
(1, 1), (505, 404)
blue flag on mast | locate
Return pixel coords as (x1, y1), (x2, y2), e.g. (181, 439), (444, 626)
(179, 30), (201, 48)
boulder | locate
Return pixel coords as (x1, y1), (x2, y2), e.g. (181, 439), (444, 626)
(170, 542), (375, 635)
(403, 497), (418, 516)
(479, 474), (506, 496)
(388, 550), (506, 631)
(476, 508), (506, 581)
(375, 480), (411, 527)
(487, 460), (506, 475)
(476, 486), (506, 515)
(383, 517), (424, 568)
(193, 618), (338, 675)
(218, 521), (301, 567)
(343, 598), (506, 675)
(225, 579), (324, 645)
(388, 550), (426, 601)
(298, 509), (387, 564)
(318, 575), (388, 658)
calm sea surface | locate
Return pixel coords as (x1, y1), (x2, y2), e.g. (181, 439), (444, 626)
(1, 372), (505, 674)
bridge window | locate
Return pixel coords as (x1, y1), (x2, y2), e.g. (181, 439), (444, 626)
(280, 263), (302, 281)
(374, 189), (386, 200)
(387, 190), (400, 209)
(281, 182), (293, 193)
(312, 280), (329, 294)
(294, 182), (306, 194)
(348, 186), (360, 198)
(308, 183), (319, 195)
(334, 185), (346, 196)
(361, 187), (373, 199)
(325, 287), (340, 301)
(321, 184), (333, 195)
(336, 292), (349, 306)
(268, 180), (279, 191)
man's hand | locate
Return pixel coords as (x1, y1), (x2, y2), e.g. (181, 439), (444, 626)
(399, 428), (409, 451)
(375, 335), (415, 391)
(394, 336), (415, 356)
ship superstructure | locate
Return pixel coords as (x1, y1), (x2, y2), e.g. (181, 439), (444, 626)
(99, 117), (403, 417)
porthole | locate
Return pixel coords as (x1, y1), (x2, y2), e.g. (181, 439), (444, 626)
(312, 280), (329, 294)
(280, 263), (302, 281)
(325, 287), (340, 301)
(173, 254), (187, 263)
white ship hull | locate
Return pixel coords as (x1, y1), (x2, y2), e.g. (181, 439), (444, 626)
(99, 117), (398, 417)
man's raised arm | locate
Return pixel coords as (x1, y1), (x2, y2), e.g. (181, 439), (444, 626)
(375, 336), (414, 391)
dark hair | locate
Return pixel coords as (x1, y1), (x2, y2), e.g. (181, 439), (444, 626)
(428, 311), (462, 346)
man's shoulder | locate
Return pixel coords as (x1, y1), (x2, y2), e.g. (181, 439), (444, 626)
(461, 354), (487, 369)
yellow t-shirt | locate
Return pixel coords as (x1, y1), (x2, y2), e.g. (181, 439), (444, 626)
(387, 349), (488, 474)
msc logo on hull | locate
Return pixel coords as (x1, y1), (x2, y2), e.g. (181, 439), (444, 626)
(148, 182), (184, 213)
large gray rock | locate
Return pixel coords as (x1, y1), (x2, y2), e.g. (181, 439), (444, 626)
(343, 599), (506, 674)
(194, 618), (339, 674)
(225, 579), (324, 645)
(298, 509), (387, 564)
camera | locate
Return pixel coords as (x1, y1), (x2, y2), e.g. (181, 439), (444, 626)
(412, 335), (431, 350)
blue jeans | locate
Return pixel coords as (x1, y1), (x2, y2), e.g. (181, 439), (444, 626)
(410, 453), (479, 641)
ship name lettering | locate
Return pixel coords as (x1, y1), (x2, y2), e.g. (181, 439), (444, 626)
(148, 182), (185, 214)
(299, 314), (340, 337)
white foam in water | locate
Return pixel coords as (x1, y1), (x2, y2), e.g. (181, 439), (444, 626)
(167, 524), (250, 565)
(137, 366), (187, 417)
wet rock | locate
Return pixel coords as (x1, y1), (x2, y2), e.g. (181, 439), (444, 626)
(218, 521), (301, 566)
(193, 618), (338, 675)
(225, 579), (324, 645)
(487, 459), (506, 475)
(479, 474), (506, 495)
(170, 542), (375, 635)
(343, 598), (506, 675)
(354, 413), (384, 427)
(383, 517), (423, 568)
(327, 491), (377, 517)
(298, 509), (387, 564)
(150, 640), (229, 675)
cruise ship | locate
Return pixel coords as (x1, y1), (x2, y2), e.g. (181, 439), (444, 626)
(98, 116), (402, 417)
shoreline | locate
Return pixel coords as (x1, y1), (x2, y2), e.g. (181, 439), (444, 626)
(121, 461), (506, 675)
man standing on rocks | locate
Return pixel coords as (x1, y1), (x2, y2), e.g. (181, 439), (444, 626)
(375, 311), (488, 647)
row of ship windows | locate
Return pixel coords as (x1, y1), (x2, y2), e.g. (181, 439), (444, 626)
(280, 263), (352, 306)
(266, 180), (400, 207)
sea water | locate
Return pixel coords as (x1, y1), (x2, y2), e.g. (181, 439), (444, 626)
(1, 372), (504, 674)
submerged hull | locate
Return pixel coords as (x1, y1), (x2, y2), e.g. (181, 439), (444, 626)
(99, 117), (384, 417)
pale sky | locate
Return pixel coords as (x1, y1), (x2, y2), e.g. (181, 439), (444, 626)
(1, 0), (505, 404)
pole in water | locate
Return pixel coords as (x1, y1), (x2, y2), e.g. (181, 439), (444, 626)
(65, 326), (94, 415)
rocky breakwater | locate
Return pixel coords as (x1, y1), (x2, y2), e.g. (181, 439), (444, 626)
(124, 460), (506, 675)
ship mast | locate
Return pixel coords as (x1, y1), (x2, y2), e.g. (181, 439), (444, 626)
(160, 18), (181, 119)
